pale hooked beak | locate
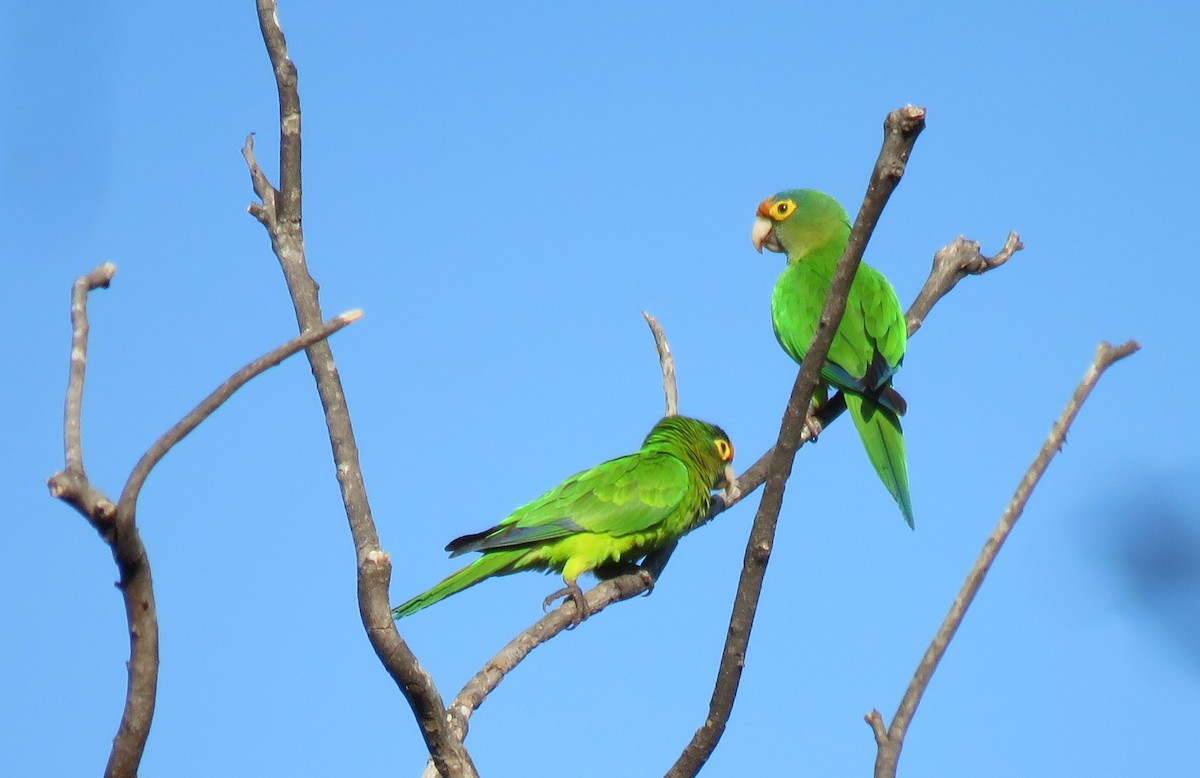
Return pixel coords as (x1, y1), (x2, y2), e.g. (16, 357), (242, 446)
(751, 216), (781, 254)
(721, 463), (740, 503)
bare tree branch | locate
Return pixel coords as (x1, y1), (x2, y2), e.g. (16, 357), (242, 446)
(642, 311), (678, 417)
(417, 573), (656, 778)
(907, 231), (1024, 332)
(46, 262), (148, 778)
(117, 310), (362, 511)
(46, 261), (359, 778)
(672, 227), (1027, 537)
(434, 105), (1027, 761)
(666, 103), (928, 778)
(246, 2), (477, 775)
(867, 339), (1140, 778)
(62, 262), (116, 475)
(406, 101), (1037, 775)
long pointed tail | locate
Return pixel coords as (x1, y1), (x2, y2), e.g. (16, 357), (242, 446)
(392, 548), (527, 619)
(845, 392), (914, 528)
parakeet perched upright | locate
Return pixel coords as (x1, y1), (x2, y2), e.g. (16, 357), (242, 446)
(751, 188), (913, 527)
(392, 415), (737, 623)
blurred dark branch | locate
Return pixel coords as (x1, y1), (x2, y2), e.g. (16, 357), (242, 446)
(246, 2), (477, 776)
(46, 262), (356, 777)
(866, 339), (1140, 778)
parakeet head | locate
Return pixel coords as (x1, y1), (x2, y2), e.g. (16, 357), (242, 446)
(751, 188), (851, 258)
(644, 416), (738, 500)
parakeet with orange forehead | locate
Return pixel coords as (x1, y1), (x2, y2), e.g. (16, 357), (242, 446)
(751, 188), (913, 527)
(393, 415), (738, 622)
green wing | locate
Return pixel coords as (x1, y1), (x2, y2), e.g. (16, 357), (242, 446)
(449, 452), (688, 554)
(772, 261), (906, 394)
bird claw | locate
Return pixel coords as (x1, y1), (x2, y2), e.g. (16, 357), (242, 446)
(638, 568), (656, 597)
(542, 580), (590, 628)
(802, 413), (823, 443)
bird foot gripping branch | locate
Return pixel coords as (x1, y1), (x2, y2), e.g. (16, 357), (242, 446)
(541, 580), (590, 628)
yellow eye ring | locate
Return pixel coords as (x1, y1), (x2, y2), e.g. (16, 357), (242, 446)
(770, 199), (796, 221)
(714, 439), (733, 462)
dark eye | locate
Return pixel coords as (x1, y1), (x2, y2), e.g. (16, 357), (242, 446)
(714, 439), (733, 461)
(777, 203), (789, 214)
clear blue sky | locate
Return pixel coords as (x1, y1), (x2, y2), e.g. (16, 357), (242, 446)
(4, 2), (1197, 775)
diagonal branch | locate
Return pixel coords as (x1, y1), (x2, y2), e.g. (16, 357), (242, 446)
(47, 261), (359, 778)
(748, 230), (1027, 462)
(246, 3), (476, 776)
(117, 310), (362, 512)
(676, 228), (1027, 535)
(424, 573), (655, 770)
(664, 103), (928, 778)
(866, 339), (1139, 778)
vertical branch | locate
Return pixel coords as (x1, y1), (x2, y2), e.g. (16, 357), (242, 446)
(47, 262), (158, 778)
(642, 311), (678, 417)
(63, 263), (115, 474)
(667, 105), (927, 778)
(867, 339), (1139, 778)
(247, 3), (475, 775)
(255, 0), (301, 222)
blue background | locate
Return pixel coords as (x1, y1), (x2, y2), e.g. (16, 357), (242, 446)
(4, 2), (1198, 775)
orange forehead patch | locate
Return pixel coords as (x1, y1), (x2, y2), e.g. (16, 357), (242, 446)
(756, 196), (774, 218)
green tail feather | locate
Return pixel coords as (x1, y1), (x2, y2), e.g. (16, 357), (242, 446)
(844, 392), (914, 528)
(392, 548), (529, 619)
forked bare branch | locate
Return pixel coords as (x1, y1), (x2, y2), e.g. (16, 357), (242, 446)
(246, 2), (477, 775)
(48, 260), (358, 778)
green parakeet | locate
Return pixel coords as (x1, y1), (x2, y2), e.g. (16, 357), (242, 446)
(393, 415), (737, 622)
(751, 188), (913, 527)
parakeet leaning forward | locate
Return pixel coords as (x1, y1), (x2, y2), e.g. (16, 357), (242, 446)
(751, 188), (914, 527)
(392, 415), (737, 623)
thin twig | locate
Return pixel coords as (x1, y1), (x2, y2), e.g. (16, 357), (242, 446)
(907, 232), (1024, 332)
(867, 339), (1140, 778)
(242, 133), (276, 224)
(247, 3), (476, 776)
(440, 575), (652, 748)
(666, 104), (928, 778)
(642, 311), (678, 417)
(46, 268), (358, 777)
(117, 311), (362, 512)
(63, 263), (116, 475)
